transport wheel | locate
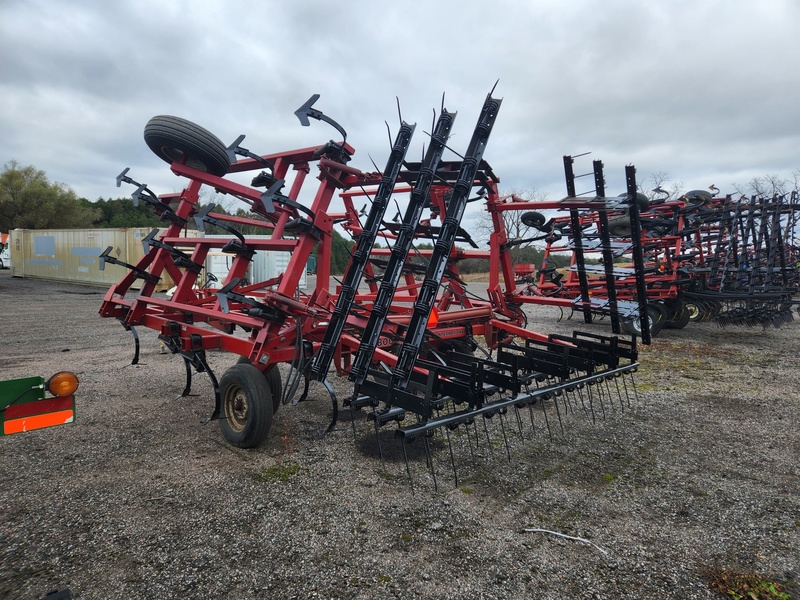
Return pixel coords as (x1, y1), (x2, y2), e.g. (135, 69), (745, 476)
(521, 211), (547, 229)
(237, 357), (283, 414)
(683, 190), (713, 207)
(144, 115), (231, 177)
(218, 363), (273, 448)
(663, 300), (691, 329)
(685, 300), (703, 322)
(621, 304), (665, 337)
(608, 215), (632, 237)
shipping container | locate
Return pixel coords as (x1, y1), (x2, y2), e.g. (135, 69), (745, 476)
(9, 228), (194, 290)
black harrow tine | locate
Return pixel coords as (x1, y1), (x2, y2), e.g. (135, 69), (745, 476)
(594, 380), (607, 419)
(444, 426), (459, 488)
(423, 435), (438, 492)
(513, 405), (526, 448)
(540, 395), (553, 439)
(466, 419), (478, 463)
(374, 417), (385, 470)
(620, 375), (632, 408)
(613, 377), (624, 413)
(629, 373), (640, 404)
(583, 384), (597, 424)
(482, 416), (494, 458)
(498, 410), (512, 462)
(552, 392), (566, 436)
(526, 401), (538, 439)
(402, 441), (414, 494)
(603, 377), (617, 412)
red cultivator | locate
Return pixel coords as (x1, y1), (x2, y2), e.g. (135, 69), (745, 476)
(100, 92), (650, 484)
(509, 154), (800, 335)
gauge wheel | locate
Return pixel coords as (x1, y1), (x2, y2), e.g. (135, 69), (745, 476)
(237, 357), (283, 414)
(219, 363), (273, 448)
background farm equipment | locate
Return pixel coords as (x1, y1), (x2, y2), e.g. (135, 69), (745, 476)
(98, 92), (649, 483)
(513, 154), (800, 334)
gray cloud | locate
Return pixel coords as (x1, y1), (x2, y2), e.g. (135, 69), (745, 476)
(1, 0), (798, 210)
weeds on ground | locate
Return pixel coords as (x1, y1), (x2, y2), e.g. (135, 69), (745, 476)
(703, 567), (791, 600)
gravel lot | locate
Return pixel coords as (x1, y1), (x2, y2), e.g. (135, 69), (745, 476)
(1, 269), (798, 599)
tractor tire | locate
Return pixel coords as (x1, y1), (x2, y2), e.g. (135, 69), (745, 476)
(144, 115), (231, 177)
(218, 363), (274, 448)
(237, 357), (282, 414)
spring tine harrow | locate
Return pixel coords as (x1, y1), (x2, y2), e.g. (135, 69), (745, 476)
(392, 92), (502, 389)
(348, 108), (457, 389)
(310, 120), (416, 381)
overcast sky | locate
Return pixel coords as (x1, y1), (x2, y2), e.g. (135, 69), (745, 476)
(2, 0), (798, 223)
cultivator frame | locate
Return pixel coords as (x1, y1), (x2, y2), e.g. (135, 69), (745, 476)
(99, 92), (649, 480)
(506, 153), (800, 334)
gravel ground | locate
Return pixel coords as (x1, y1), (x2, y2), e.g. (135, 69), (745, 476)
(1, 269), (798, 599)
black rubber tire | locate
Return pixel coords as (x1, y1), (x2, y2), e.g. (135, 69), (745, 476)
(683, 189), (713, 204)
(521, 211), (547, 229)
(608, 215), (633, 237)
(685, 300), (703, 322)
(218, 363), (273, 448)
(662, 300), (691, 329)
(621, 304), (665, 337)
(237, 357), (282, 414)
(144, 115), (231, 177)
(616, 192), (650, 213)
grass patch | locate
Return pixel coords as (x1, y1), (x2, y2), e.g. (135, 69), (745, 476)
(253, 463), (301, 483)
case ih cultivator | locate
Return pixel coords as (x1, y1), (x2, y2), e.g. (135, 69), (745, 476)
(99, 92), (651, 484)
(514, 154), (800, 334)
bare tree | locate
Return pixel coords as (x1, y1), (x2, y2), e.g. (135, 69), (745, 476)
(642, 171), (685, 201)
(470, 187), (548, 247)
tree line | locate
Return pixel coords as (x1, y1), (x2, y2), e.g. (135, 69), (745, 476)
(0, 160), (356, 273)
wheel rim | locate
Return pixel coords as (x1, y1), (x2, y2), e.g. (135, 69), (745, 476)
(686, 302), (701, 321)
(224, 385), (250, 432)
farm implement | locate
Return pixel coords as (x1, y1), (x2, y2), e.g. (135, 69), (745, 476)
(512, 154), (800, 335)
(99, 91), (649, 484)
(1, 371), (78, 436)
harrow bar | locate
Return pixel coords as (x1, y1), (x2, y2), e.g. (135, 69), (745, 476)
(356, 330), (637, 440)
(394, 363), (637, 441)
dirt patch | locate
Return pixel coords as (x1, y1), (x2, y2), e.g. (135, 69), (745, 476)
(1, 270), (798, 599)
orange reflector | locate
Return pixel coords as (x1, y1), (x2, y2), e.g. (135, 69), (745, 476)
(47, 372), (79, 397)
(427, 307), (439, 328)
(4, 409), (74, 435)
